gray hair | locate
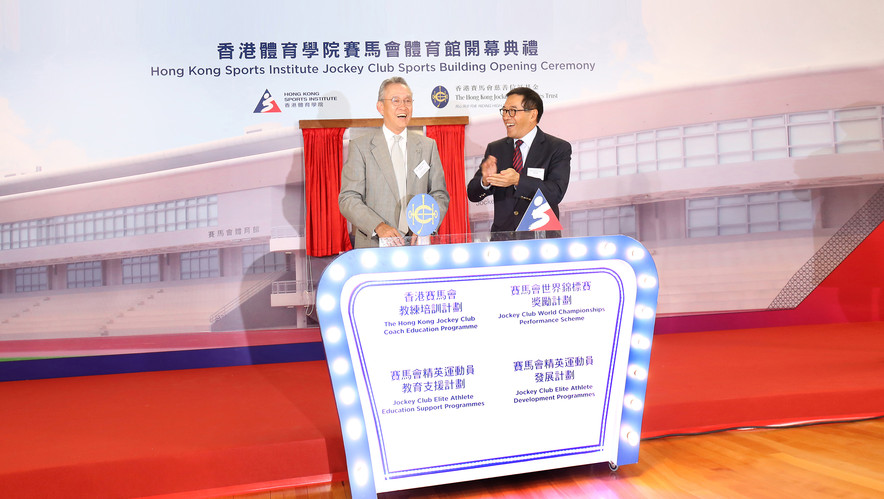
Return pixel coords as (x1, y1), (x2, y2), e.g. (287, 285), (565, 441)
(377, 76), (410, 101)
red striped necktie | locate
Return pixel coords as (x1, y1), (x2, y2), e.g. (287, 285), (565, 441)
(513, 139), (524, 173)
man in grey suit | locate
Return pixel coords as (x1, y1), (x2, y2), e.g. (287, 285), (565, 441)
(339, 77), (450, 248)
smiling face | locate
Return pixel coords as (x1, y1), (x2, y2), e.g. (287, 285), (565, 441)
(501, 93), (538, 140)
(377, 82), (413, 134)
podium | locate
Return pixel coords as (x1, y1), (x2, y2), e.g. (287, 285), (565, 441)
(315, 234), (659, 497)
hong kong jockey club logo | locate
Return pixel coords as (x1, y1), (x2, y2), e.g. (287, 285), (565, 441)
(406, 194), (442, 236)
(431, 85), (449, 109)
(254, 89), (282, 113)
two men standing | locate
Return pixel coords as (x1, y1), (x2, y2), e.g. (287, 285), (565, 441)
(339, 80), (570, 247)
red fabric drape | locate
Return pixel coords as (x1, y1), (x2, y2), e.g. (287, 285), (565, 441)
(303, 127), (352, 257)
(426, 124), (470, 241)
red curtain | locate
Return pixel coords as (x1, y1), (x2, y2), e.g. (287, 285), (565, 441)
(426, 125), (471, 241)
(303, 127), (352, 257)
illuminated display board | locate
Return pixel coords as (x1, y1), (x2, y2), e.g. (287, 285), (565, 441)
(316, 236), (658, 497)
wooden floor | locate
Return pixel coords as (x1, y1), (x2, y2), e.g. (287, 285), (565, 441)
(238, 417), (884, 498)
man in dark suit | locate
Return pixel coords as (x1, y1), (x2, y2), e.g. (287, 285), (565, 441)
(467, 87), (571, 235)
(339, 77), (450, 248)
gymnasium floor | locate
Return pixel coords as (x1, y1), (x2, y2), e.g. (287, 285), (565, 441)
(1, 320), (881, 498)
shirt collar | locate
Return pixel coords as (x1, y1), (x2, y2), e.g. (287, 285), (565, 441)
(382, 125), (407, 146)
(515, 126), (538, 151)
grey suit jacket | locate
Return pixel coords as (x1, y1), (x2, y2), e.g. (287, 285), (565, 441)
(339, 128), (450, 248)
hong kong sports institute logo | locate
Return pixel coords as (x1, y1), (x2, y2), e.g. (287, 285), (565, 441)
(431, 85), (449, 109)
(254, 89), (282, 113)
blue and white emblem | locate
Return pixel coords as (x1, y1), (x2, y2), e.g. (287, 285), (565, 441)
(406, 194), (442, 235)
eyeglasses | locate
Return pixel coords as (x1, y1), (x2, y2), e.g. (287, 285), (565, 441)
(381, 97), (414, 106)
(500, 108), (531, 117)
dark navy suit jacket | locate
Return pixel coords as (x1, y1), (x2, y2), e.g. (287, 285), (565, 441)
(467, 127), (571, 232)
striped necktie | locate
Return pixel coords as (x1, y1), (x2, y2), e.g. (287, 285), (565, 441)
(513, 139), (524, 173)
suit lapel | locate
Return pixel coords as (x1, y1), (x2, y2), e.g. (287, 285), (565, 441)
(502, 137), (515, 173)
(523, 128), (545, 170)
(405, 132), (423, 196)
(369, 129), (399, 197)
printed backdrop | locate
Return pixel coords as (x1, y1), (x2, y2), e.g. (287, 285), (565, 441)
(2, 0), (881, 174)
